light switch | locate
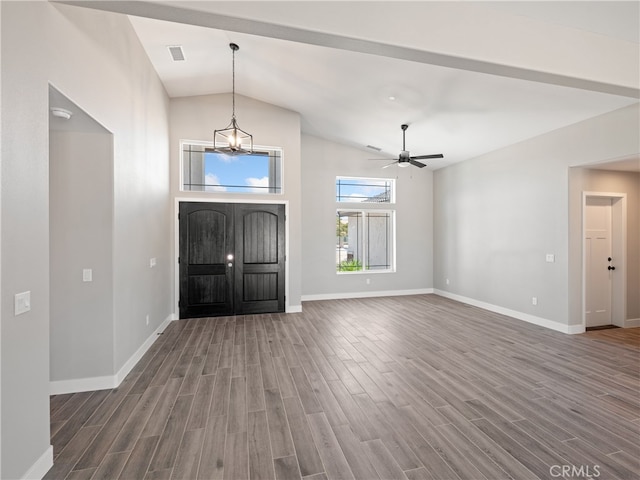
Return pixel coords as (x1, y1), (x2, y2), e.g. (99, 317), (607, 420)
(15, 291), (31, 316)
(545, 254), (555, 263)
(83, 269), (93, 282)
(150, 257), (157, 268)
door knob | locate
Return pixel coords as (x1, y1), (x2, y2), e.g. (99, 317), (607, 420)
(228, 262), (233, 268)
(608, 265), (616, 271)
(608, 257), (612, 262)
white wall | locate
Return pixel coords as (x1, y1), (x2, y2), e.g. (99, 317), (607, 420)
(1, 2), (171, 478)
(301, 134), (433, 298)
(435, 103), (639, 332)
(169, 93), (302, 311)
(1, 3), (52, 477)
(569, 168), (640, 323)
(50, 129), (114, 383)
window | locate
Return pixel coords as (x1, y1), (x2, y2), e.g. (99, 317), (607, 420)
(337, 210), (394, 272)
(336, 177), (394, 203)
(335, 176), (395, 273)
(182, 142), (282, 194)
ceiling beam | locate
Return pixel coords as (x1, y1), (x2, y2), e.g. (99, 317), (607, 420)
(53, 0), (639, 99)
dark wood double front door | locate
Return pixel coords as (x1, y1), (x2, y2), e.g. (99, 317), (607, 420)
(179, 202), (285, 318)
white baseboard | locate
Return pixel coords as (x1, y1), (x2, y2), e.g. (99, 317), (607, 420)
(625, 318), (640, 328)
(49, 374), (119, 395)
(567, 324), (586, 334)
(50, 314), (175, 395)
(301, 288), (434, 302)
(114, 314), (176, 386)
(287, 304), (303, 313)
(434, 290), (580, 334)
(22, 445), (53, 480)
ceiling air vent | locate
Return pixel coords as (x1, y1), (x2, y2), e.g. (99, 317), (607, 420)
(168, 46), (185, 61)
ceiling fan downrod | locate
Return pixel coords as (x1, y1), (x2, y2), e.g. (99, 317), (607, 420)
(401, 124), (408, 152)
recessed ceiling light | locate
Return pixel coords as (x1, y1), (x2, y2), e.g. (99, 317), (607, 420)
(388, 96), (396, 101)
(168, 45), (185, 61)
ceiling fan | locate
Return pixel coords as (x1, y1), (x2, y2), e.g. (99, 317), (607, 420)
(381, 124), (444, 169)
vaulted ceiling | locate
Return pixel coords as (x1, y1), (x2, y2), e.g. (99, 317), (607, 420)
(58, 1), (640, 170)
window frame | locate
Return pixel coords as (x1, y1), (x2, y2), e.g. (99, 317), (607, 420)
(180, 139), (284, 195)
(334, 175), (397, 275)
(336, 208), (396, 274)
(335, 176), (395, 204)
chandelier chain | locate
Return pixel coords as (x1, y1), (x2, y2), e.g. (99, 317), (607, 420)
(212, 42), (253, 154)
(231, 45), (236, 119)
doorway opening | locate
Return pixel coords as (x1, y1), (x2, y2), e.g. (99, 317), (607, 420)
(49, 86), (114, 392)
(582, 192), (626, 330)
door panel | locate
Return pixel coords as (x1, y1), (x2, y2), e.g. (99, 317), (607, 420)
(179, 202), (285, 318)
(188, 275), (226, 304)
(585, 197), (612, 328)
(235, 204), (285, 314)
(180, 203), (234, 318)
(243, 273), (278, 301)
(242, 211), (279, 263)
(188, 210), (227, 264)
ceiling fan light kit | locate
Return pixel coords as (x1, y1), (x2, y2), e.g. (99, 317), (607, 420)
(212, 43), (254, 154)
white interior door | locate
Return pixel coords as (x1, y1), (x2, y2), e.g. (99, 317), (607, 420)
(585, 197), (613, 328)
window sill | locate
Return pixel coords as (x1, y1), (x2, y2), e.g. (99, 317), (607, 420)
(336, 269), (395, 275)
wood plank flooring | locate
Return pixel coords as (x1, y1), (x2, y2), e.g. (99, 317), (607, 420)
(45, 295), (640, 480)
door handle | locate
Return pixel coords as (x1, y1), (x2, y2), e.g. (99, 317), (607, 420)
(608, 265), (615, 271)
(228, 262), (233, 268)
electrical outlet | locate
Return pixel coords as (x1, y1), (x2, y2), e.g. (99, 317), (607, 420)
(366, 278), (371, 285)
(146, 314), (149, 326)
(532, 297), (538, 306)
(445, 278), (450, 285)
(545, 254), (555, 263)
(150, 258), (157, 268)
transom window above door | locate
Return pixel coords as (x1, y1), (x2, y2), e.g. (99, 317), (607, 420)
(181, 141), (283, 194)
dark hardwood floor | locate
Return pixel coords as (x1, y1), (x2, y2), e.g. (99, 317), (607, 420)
(45, 295), (640, 480)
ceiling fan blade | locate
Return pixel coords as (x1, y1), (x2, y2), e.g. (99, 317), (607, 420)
(409, 159), (427, 168)
(410, 154), (444, 160)
(382, 161), (399, 169)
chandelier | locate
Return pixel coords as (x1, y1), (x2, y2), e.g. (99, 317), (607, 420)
(213, 43), (253, 154)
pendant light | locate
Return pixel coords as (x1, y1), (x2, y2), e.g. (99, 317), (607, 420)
(213, 43), (253, 154)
